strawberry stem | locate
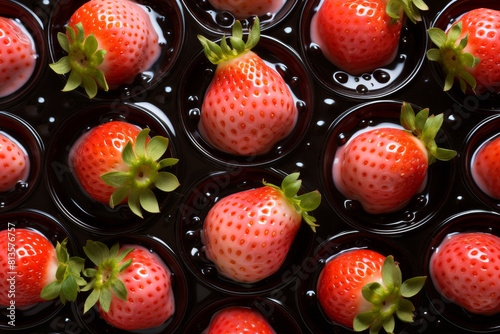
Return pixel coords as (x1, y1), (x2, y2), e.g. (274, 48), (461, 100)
(100, 128), (180, 218)
(386, 0), (428, 24)
(426, 22), (480, 93)
(198, 17), (261, 65)
(263, 172), (321, 232)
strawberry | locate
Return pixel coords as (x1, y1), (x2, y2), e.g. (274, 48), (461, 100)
(203, 306), (276, 334)
(0, 17), (37, 98)
(427, 8), (500, 95)
(430, 232), (500, 315)
(0, 228), (85, 307)
(471, 136), (500, 199)
(0, 132), (29, 192)
(69, 120), (179, 218)
(202, 172), (320, 283)
(81, 241), (175, 330)
(310, 0), (428, 75)
(317, 249), (426, 333)
(197, 17), (298, 156)
(49, 0), (161, 98)
(207, 0), (285, 19)
(333, 102), (456, 214)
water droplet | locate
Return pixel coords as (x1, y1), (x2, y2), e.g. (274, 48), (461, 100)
(215, 12), (234, 27)
(189, 108), (201, 120)
(356, 85), (368, 94)
(373, 70), (390, 83)
(306, 290), (316, 299)
(276, 64), (288, 80)
(296, 100), (306, 113)
(334, 72), (348, 84)
(362, 74), (371, 81)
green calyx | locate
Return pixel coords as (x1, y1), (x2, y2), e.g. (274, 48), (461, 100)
(40, 238), (87, 304)
(353, 256), (427, 334)
(400, 102), (457, 165)
(49, 22), (109, 99)
(385, 0), (428, 24)
(426, 22), (480, 93)
(197, 17), (261, 65)
(263, 172), (321, 232)
(100, 128), (180, 218)
(81, 241), (133, 314)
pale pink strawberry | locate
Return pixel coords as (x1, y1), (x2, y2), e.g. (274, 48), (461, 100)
(202, 173), (320, 283)
(207, 0), (285, 19)
(198, 17), (297, 156)
(0, 17), (37, 98)
(82, 241), (175, 330)
(0, 132), (29, 192)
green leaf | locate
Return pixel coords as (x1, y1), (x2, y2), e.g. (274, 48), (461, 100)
(246, 17), (260, 50)
(158, 158), (179, 169)
(447, 22), (462, 43)
(62, 275), (78, 302)
(353, 312), (377, 332)
(296, 191), (321, 211)
(426, 48), (441, 62)
(75, 22), (85, 44)
(101, 171), (130, 187)
(382, 315), (395, 334)
(139, 188), (159, 213)
(89, 68), (108, 91)
(434, 147), (458, 161)
(109, 242), (120, 259)
(49, 56), (72, 74)
(99, 288), (112, 313)
(396, 298), (416, 323)
(284, 178), (301, 198)
(84, 288), (100, 313)
(109, 186), (130, 208)
(369, 318), (384, 334)
(121, 141), (136, 166)
(82, 74), (98, 99)
(427, 28), (447, 47)
(41, 281), (62, 300)
(281, 172), (300, 189)
(83, 268), (97, 278)
(362, 282), (385, 304)
(382, 256), (402, 288)
(66, 25), (76, 43)
(401, 276), (427, 298)
(83, 240), (107, 266)
(84, 33), (98, 55)
(146, 136), (169, 161)
(134, 128), (150, 157)
(128, 190), (142, 218)
(414, 108), (429, 132)
(57, 32), (70, 53)
(110, 279), (128, 301)
(386, 0), (402, 21)
(62, 70), (83, 92)
(117, 258), (133, 272)
(400, 102), (416, 131)
(155, 172), (180, 192)
(115, 247), (134, 264)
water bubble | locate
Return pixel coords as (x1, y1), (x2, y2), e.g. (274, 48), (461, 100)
(334, 72), (348, 84)
(356, 85), (369, 94)
(373, 70), (390, 83)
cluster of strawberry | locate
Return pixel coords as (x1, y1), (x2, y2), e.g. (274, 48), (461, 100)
(2, 0), (500, 333)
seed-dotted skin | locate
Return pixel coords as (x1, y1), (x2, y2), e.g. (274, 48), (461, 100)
(202, 186), (301, 283)
(455, 8), (500, 94)
(207, 0), (285, 19)
(317, 249), (385, 328)
(70, 121), (140, 204)
(311, 0), (402, 75)
(0, 229), (57, 307)
(0, 132), (28, 192)
(430, 232), (500, 315)
(0, 17), (37, 98)
(199, 51), (297, 156)
(98, 245), (175, 330)
(334, 127), (428, 214)
(68, 0), (160, 87)
(203, 306), (276, 334)
(471, 136), (500, 199)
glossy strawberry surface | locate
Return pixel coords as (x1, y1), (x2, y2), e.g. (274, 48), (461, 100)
(471, 135), (500, 199)
(203, 306), (276, 334)
(0, 132), (29, 192)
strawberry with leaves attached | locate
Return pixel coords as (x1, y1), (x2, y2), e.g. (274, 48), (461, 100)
(69, 121), (179, 218)
(427, 8), (500, 95)
(197, 17), (298, 156)
(0, 229), (85, 307)
(49, 0), (161, 98)
(317, 249), (426, 333)
(203, 172), (320, 283)
(311, 0), (428, 75)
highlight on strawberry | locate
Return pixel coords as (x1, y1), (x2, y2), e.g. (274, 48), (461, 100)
(426, 8), (500, 95)
(0, 17), (37, 98)
(317, 249), (426, 334)
(197, 17), (298, 156)
(81, 241), (175, 330)
(49, 0), (161, 99)
(310, 0), (428, 75)
(333, 102), (457, 214)
(207, 0), (285, 19)
(202, 172), (321, 283)
(0, 229), (86, 307)
(430, 232), (500, 316)
(203, 306), (277, 334)
(69, 121), (179, 218)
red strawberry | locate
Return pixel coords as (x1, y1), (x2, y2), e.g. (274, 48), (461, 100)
(0, 17), (37, 98)
(82, 241), (175, 330)
(430, 232), (500, 315)
(69, 120), (179, 217)
(427, 8), (500, 95)
(317, 249), (426, 333)
(0, 132), (29, 192)
(311, 0), (428, 75)
(0, 228), (85, 307)
(202, 173), (320, 283)
(471, 136), (500, 199)
(49, 0), (161, 98)
(197, 17), (297, 156)
(207, 0), (285, 19)
(203, 306), (276, 334)
(333, 102), (456, 214)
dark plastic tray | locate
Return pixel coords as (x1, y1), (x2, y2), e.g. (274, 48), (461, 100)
(1, 0), (500, 333)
